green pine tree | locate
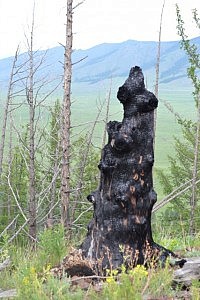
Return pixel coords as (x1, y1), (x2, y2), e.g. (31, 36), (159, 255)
(157, 6), (200, 235)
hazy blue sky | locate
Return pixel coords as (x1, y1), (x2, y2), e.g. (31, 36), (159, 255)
(0, 0), (199, 58)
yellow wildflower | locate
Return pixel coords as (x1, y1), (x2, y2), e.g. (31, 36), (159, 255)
(22, 276), (30, 286)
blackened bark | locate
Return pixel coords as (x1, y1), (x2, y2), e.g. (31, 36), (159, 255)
(80, 66), (173, 272)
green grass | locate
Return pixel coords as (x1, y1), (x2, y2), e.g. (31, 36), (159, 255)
(0, 82), (195, 198)
(0, 66), (199, 299)
(0, 87), (195, 201)
(71, 88), (195, 171)
(70, 88), (195, 201)
(0, 226), (200, 299)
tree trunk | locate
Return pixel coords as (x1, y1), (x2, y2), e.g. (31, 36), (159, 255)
(0, 48), (19, 181)
(154, 0), (165, 150)
(80, 66), (173, 272)
(28, 9), (36, 242)
(7, 110), (13, 223)
(61, 0), (73, 228)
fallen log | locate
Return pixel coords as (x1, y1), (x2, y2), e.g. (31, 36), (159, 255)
(0, 258), (11, 272)
(0, 289), (17, 298)
(173, 256), (200, 286)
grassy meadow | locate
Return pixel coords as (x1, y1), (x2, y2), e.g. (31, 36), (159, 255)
(0, 76), (195, 202)
(69, 86), (195, 200)
(1, 83), (194, 193)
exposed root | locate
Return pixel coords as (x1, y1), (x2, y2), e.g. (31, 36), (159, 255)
(51, 248), (96, 278)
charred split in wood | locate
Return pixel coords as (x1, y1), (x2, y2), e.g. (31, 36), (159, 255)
(64, 66), (182, 276)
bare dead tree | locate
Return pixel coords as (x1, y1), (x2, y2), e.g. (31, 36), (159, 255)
(25, 5), (37, 242)
(7, 104), (14, 223)
(0, 47), (28, 229)
(155, 0), (165, 99)
(153, 0), (165, 150)
(12, 3), (62, 241)
(0, 47), (19, 181)
(61, 0), (73, 228)
(0, 3), (63, 242)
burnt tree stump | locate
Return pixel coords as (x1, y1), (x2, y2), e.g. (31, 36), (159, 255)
(79, 66), (174, 273)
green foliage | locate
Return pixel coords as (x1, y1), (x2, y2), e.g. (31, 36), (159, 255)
(191, 279), (200, 300)
(0, 97), (100, 240)
(69, 134), (100, 229)
(0, 123), (47, 240)
(48, 99), (61, 157)
(0, 232), (10, 263)
(71, 135), (99, 195)
(156, 7), (200, 235)
(37, 225), (67, 267)
(40, 277), (84, 300)
(0, 229), (199, 299)
(0, 226), (85, 299)
(0, 126), (29, 235)
(156, 119), (200, 234)
(91, 264), (175, 300)
(14, 260), (84, 300)
(176, 5), (200, 105)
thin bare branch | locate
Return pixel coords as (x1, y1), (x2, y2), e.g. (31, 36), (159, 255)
(72, 55), (88, 65)
(7, 166), (28, 221)
(0, 215), (19, 239)
(153, 0), (165, 151)
(153, 178), (200, 213)
(72, 205), (93, 225)
(73, 0), (86, 10)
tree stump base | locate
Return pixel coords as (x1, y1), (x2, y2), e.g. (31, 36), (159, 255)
(51, 249), (95, 278)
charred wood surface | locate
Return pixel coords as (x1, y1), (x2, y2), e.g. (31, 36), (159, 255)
(79, 66), (174, 273)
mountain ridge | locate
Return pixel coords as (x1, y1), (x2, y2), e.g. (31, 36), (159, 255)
(0, 37), (199, 95)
